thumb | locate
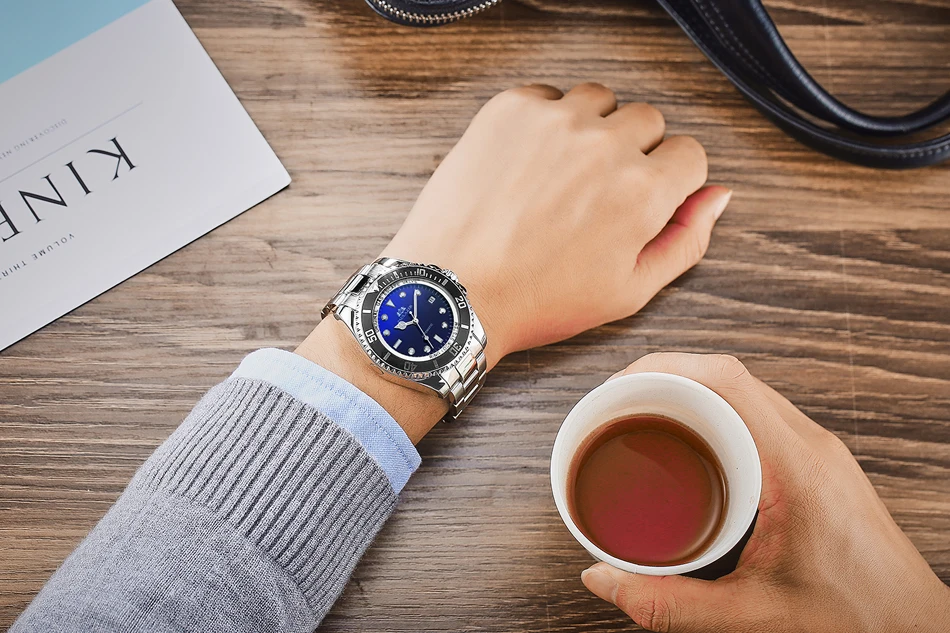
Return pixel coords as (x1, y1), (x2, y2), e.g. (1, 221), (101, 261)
(632, 185), (731, 297)
(581, 562), (740, 633)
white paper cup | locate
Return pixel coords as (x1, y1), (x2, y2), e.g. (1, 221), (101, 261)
(551, 371), (762, 576)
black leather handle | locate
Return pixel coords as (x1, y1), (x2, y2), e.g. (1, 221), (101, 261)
(367, 0), (950, 169)
(656, 0), (950, 169)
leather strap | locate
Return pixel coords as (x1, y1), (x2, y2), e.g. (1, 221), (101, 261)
(655, 0), (950, 169)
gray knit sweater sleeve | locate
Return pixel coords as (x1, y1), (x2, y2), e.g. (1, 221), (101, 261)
(12, 370), (405, 633)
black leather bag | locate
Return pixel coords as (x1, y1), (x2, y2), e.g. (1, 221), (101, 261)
(365, 0), (950, 169)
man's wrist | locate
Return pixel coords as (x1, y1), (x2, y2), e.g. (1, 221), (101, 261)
(295, 318), (448, 444)
(462, 280), (506, 370)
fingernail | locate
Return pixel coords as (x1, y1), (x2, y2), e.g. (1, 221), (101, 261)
(713, 188), (733, 220)
(581, 568), (619, 603)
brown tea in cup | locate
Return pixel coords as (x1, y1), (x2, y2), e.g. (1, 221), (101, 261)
(568, 414), (726, 566)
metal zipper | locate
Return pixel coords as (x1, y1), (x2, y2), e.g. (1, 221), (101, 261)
(366, 0), (502, 25)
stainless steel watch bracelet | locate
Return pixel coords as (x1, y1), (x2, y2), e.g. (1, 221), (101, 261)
(439, 331), (487, 421)
(322, 257), (487, 422)
(320, 259), (393, 320)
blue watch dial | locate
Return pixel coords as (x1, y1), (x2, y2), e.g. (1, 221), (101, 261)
(376, 282), (455, 359)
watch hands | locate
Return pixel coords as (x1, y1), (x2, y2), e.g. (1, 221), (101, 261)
(405, 310), (431, 343)
(415, 321), (432, 345)
(392, 290), (432, 345)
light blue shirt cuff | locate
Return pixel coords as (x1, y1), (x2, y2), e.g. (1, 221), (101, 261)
(230, 348), (421, 494)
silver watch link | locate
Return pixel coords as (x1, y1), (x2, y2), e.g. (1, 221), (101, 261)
(322, 257), (487, 421)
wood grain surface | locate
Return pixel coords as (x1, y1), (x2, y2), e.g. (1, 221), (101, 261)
(1, 0), (948, 630)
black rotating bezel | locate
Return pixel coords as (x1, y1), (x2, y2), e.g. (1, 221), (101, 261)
(355, 265), (472, 380)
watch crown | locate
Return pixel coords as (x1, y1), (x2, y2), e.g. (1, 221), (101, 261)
(425, 263), (466, 293)
(446, 270), (467, 294)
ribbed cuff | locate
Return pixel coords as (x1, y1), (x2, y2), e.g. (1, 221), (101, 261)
(230, 348), (420, 493)
(133, 379), (398, 616)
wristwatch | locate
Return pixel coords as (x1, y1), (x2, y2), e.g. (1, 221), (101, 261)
(321, 257), (488, 421)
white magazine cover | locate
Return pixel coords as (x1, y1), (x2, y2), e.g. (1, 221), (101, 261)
(0, 0), (291, 351)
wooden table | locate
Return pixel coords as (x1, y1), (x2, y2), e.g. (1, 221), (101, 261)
(1, 0), (948, 629)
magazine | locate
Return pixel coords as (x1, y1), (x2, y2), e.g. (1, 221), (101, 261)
(0, 0), (291, 350)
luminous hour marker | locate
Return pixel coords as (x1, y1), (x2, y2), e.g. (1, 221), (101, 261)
(439, 307), (446, 314)
(441, 322), (448, 329)
(399, 291), (406, 298)
(383, 330), (390, 336)
(394, 339), (402, 349)
(424, 345), (431, 353)
(434, 335), (444, 344)
(386, 299), (395, 307)
(408, 347), (415, 355)
(428, 296), (436, 304)
(415, 289), (422, 295)
(381, 314), (388, 321)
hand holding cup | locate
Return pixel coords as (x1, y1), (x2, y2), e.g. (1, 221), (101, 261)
(576, 353), (950, 633)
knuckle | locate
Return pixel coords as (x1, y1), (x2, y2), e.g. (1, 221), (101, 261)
(628, 351), (678, 374)
(521, 82), (559, 95)
(624, 160), (654, 191)
(490, 88), (531, 108)
(825, 432), (854, 458)
(711, 354), (749, 383)
(670, 134), (708, 173)
(639, 352), (671, 366)
(550, 104), (586, 131)
(631, 102), (666, 129)
(671, 134), (706, 157)
(628, 586), (676, 633)
(488, 86), (546, 112)
(634, 162), (668, 203)
(574, 80), (611, 94)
